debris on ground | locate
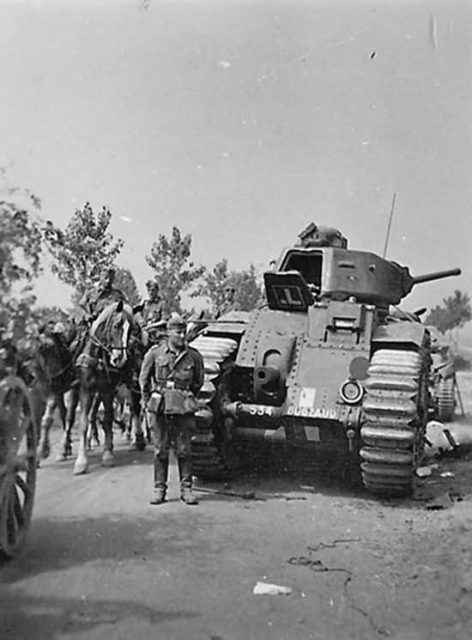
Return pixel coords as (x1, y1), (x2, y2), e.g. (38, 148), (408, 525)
(424, 421), (457, 457)
(416, 464), (439, 477)
(424, 491), (463, 510)
(193, 486), (256, 500)
(253, 581), (292, 596)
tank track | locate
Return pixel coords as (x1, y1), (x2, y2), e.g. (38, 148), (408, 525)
(437, 377), (455, 422)
(189, 336), (240, 481)
(360, 348), (427, 496)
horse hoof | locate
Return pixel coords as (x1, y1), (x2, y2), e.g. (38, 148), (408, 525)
(73, 461), (88, 475)
(130, 437), (146, 452)
(40, 444), (50, 460)
(102, 451), (114, 467)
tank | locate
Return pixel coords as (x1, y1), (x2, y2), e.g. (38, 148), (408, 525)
(190, 225), (461, 496)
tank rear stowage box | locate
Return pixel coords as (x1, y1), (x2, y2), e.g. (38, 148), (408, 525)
(190, 224), (461, 497)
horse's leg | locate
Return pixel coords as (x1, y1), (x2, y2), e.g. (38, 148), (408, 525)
(38, 395), (56, 461)
(58, 392), (67, 431)
(129, 386), (146, 451)
(87, 393), (101, 449)
(101, 390), (115, 467)
(73, 386), (94, 475)
(57, 387), (77, 461)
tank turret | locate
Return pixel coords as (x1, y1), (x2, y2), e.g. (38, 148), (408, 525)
(267, 242), (461, 308)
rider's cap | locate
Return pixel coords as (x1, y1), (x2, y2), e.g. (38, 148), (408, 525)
(167, 314), (187, 331)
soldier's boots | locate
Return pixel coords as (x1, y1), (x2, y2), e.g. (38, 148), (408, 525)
(179, 457), (198, 506)
(181, 486), (198, 506)
(150, 457), (168, 506)
(150, 487), (166, 506)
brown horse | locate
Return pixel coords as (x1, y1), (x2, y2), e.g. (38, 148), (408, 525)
(34, 324), (78, 462)
(69, 301), (144, 475)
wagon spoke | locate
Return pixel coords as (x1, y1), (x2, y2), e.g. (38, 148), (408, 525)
(13, 454), (29, 474)
(6, 491), (20, 546)
(12, 486), (25, 528)
(15, 473), (31, 497)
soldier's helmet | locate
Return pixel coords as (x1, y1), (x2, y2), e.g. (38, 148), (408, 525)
(167, 314), (187, 331)
(53, 322), (67, 335)
(146, 279), (159, 290)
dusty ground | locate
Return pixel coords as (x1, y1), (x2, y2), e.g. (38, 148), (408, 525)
(1, 373), (472, 640)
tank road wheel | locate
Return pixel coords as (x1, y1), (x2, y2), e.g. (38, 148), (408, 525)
(360, 348), (427, 497)
(437, 377), (455, 422)
(0, 376), (37, 560)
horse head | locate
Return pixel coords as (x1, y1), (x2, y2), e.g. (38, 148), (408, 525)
(91, 301), (137, 370)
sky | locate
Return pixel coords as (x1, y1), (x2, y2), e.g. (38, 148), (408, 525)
(0, 0), (471, 315)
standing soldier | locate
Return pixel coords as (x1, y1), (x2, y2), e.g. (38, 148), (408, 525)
(139, 314), (204, 506)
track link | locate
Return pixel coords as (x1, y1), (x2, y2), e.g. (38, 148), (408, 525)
(437, 377), (455, 422)
(189, 336), (239, 480)
(360, 348), (426, 496)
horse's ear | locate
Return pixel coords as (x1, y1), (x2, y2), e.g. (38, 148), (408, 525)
(116, 300), (124, 313)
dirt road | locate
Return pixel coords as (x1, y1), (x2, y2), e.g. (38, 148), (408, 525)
(1, 376), (472, 640)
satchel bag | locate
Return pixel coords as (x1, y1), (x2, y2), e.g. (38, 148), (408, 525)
(163, 388), (199, 415)
(146, 391), (163, 414)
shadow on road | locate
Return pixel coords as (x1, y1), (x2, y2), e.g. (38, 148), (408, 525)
(0, 591), (197, 640)
(0, 510), (183, 586)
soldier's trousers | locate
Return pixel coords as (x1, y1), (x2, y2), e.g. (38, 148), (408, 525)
(147, 412), (195, 491)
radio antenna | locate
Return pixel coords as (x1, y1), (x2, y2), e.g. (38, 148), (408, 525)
(382, 192), (397, 258)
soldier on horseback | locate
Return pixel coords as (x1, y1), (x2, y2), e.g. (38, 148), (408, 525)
(135, 280), (167, 349)
(79, 268), (127, 323)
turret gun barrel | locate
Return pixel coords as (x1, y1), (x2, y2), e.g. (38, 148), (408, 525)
(412, 268), (461, 285)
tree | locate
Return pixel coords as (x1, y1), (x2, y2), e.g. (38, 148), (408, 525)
(426, 290), (472, 335)
(114, 266), (141, 307)
(145, 226), (205, 314)
(0, 176), (43, 356)
(33, 305), (70, 325)
(192, 258), (263, 313)
(43, 202), (124, 300)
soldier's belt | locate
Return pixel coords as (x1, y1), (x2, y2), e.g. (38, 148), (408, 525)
(157, 380), (191, 391)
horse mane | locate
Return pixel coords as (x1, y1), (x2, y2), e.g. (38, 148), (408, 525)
(90, 301), (134, 338)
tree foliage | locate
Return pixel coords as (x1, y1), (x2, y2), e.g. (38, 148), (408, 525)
(0, 177), (43, 357)
(145, 226), (204, 314)
(114, 266), (141, 307)
(425, 290), (472, 334)
(192, 258), (263, 313)
(43, 202), (124, 299)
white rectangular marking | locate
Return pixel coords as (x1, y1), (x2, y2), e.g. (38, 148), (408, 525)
(299, 387), (316, 409)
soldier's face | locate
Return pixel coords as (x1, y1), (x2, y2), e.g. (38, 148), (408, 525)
(168, 327), (186, 349)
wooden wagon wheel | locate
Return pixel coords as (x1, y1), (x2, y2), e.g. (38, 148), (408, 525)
(0, 375), (37, 560)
